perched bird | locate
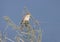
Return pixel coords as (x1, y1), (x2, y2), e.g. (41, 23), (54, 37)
(21, 12), (31, 27)
(20, 12), (31, 31)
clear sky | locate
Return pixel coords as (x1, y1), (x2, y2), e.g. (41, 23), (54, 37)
(0, 0), (60, 42)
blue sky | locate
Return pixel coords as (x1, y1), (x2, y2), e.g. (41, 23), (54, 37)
(0, 0), (60, 42)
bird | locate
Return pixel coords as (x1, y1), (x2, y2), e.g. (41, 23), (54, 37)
(21, 12), (31, 27)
